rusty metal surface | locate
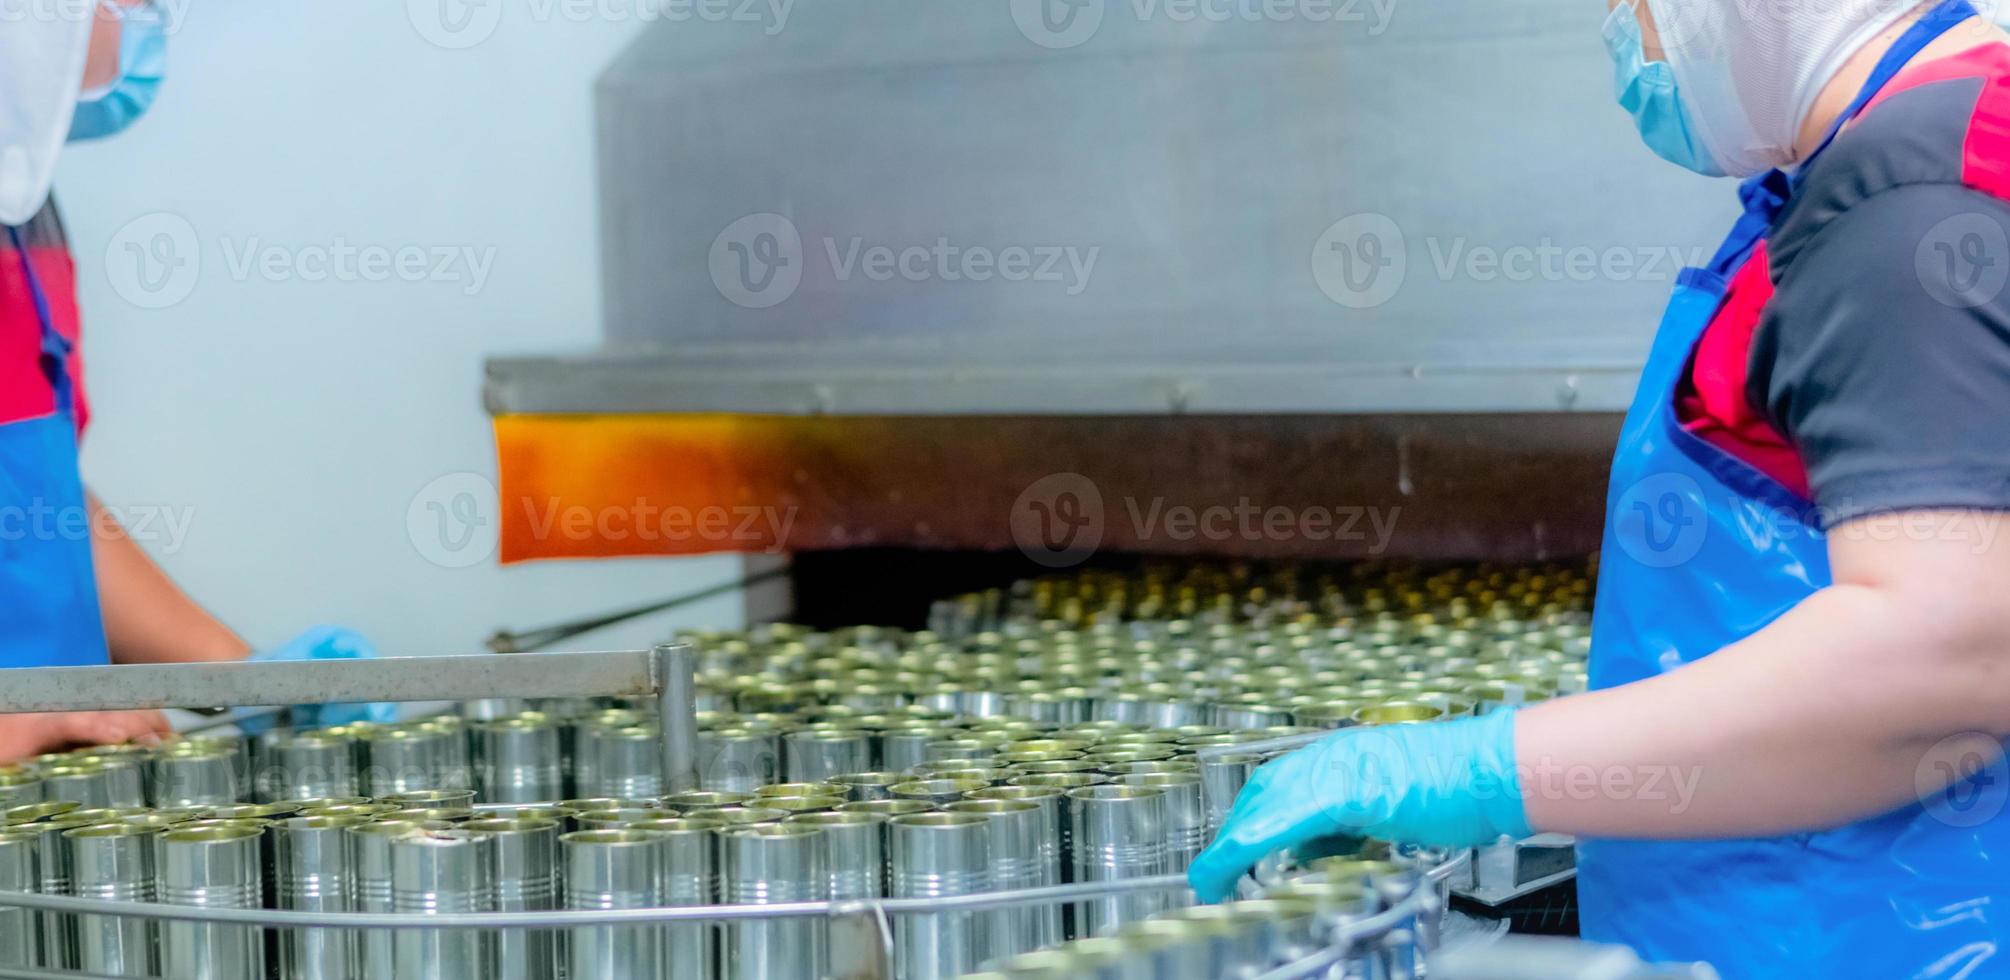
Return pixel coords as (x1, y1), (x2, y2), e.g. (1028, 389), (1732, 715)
(495, 413), (1618, 563)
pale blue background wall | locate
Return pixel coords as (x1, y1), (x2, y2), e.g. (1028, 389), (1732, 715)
(56, 1), (751, 655)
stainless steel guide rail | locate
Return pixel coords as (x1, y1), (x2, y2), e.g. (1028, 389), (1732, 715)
(0, 645), (701, 795)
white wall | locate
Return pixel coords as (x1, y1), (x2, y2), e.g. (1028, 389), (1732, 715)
(56, 1), (749, 655)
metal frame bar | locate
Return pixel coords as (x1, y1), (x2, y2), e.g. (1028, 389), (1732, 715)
(0, 644), (700, 792)
(0, 855), (1467, 930)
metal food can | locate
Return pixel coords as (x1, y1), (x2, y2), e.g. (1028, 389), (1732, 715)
(365, 726), (449, 798)
(159, 823), (267, 980)
(1194, 753), (1262, 838)
(945, 799), (1051, 959)
(0, 828), (39, 969)
(661, 790), (753, 814)
(273, 814), (372, 980)
(631, 817), (719, 980)
(1119, 772), (1206, 876)
(417, 718), (475, 793)
(828, 771), (903, 802)
(888, 812), (990, 980)
(785, 811), (882, 900)
(587, 724), (665, 800)
(962, 785), (1066, 943)
(698, 727), (780, 793)
(380, 790), (475, 810)
(65, 823), (156, 978)
(889, 779), (988, 809)
(564, 829), (665, 980)
(783, 729), (874, 784)
(753, 782), (842, 800)
(261, 731), (358, 803)
(0, 770), (41, 810)
(42, 763), (123, 810)
(462, 817), (562, 980)
(720, 823), (828, 980)
(29, 813), (98, 969)
(1067, 784), (1169, 935)
(475, 715), (565, 805)
(346, 820), (438, 979)
(574, 808), (661, 829)
(391, 829), (495, 980)
(877, 727), (945, 776)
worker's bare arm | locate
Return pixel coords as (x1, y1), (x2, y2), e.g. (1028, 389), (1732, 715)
(1519, 509), (2010, 838)
(89, 494), (253, 667)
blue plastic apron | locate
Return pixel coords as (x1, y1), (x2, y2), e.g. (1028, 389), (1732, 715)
(1580, 3), (2010, 976)
(0, 222), (110, 668)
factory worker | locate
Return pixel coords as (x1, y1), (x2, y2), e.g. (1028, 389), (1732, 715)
(1192, 0), (2010, 973)
(0, 2), (393, 762)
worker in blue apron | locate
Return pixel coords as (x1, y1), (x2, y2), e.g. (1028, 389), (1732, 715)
(0, 1), (393, 761)
(1193, 0), (2010, 974)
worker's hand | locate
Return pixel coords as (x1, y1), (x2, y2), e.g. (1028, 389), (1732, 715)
(0, 710), (171, 763)
(1187, 709), (1532, 903)
(238, 626), (398, 732)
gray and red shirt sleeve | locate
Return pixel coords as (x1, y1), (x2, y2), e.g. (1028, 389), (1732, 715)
(1679, 44), (2010, 526)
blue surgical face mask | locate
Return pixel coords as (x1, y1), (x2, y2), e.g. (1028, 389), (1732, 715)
(1602, 0), (1723, 178)
(69, 3), (165, 143)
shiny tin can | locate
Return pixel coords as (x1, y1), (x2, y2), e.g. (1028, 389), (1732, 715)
(65, 823), (156, 978)
(564, 829), (665, 980)
(273, 814), (371, 980)
(0, 828), (38, 970)
(632, 817), (718, 980)
(888, 812), (990, 980)
(347, 820), (439, 978)
(1067, 784), (1169, 935)
(784, 728), (874, 784)
(262, 730), (358, 803)
(476, 715), (565, 804)
(391, 829), (496, 980)
(945, 798), (1051, 959)
(153, 747), (241, 807)
(464, 817), (562, 980)
(786, 811), (882, 900)
(159, 823), (266, 980)
(698, 727), (780, 793)
(720, 823), (828, 980)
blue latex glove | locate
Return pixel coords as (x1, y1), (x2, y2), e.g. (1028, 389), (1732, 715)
(237, 626), (398, 731)
(1188, 708), (1532, 903)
